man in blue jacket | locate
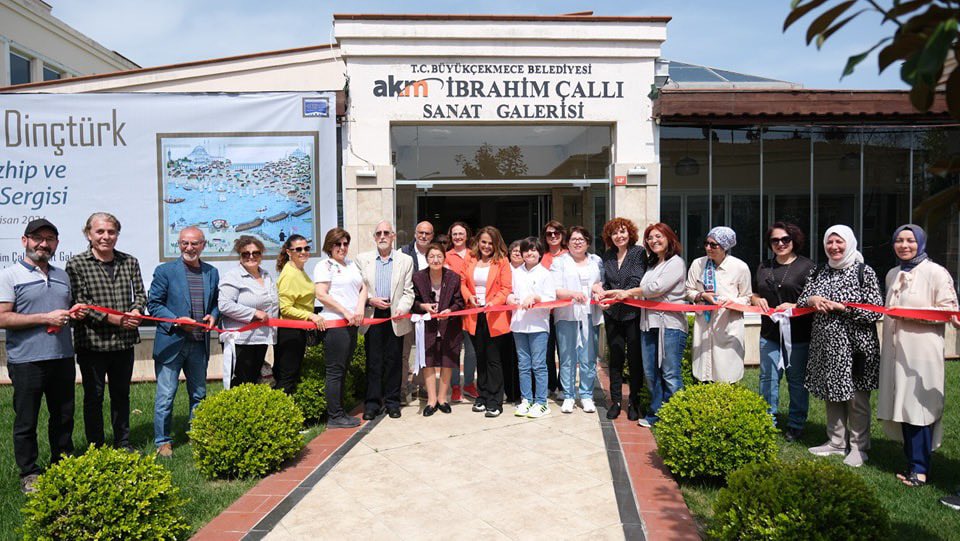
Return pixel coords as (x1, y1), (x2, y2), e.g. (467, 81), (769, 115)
(148, 226), (219, 458)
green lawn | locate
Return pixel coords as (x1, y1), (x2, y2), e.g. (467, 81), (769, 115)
(676, 362), (960, 540)
(0, 381), (326, 540)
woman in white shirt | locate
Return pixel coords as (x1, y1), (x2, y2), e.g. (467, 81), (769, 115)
(218, 236), (279, 388)
(684, 226), (752, 384)
(551, 226), (604, 414)
(507, 237), (556, 418)
(314, 227), (367, 429)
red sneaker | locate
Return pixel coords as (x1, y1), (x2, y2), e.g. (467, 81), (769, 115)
(451, 385), (462, 403)
(462, 383), (479, 399)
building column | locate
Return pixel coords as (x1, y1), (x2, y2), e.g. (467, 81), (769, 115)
(0, 38), (10, 87)
(29, 55), (43, 83)
(342, 165), (396, 254)
(610, 162), (660, 229)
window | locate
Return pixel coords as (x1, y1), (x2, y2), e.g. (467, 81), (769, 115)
(42, 67), (61, 81)
(391, 125), (611, 180)
(10, 52), (30, 85)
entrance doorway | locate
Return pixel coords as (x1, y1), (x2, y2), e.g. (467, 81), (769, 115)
(417, 194), (549, 244)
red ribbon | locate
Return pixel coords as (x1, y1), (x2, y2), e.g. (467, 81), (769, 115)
(60, 297), (958, 335)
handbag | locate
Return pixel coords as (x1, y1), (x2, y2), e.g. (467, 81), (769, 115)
(304, 328), (321, 347)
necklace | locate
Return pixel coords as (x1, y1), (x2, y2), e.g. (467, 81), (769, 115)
(772, 257), (796, 304)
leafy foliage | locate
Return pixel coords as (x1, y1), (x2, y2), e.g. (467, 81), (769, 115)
(655, 383), (779, 480)
(189, 384), (304, 479)
(785, 0), (960, 117)
(455, 143), (529, 178)
(293, 334), (366, 423)
(20, 446), (189, 540)
(709, 460), (891, 540)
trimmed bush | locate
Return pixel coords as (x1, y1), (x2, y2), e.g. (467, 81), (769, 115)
(655, 383), (778, 480)
(20, 445), (189, 541)
(346, 333), (367, 403)
(189, 383), (304, 479)
(709, 460), (891, 540)
(294, 376), (328, 423)
(681, 315), (695, 387)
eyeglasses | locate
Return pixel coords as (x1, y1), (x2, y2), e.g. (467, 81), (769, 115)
(240, 251), (262, 259)
(334, 241), (350, 247)
(704, 241), (722, 249)
(569, 237), (587, 244)
(179, 240), (204, 247)
(27, 234), (58, 243)
(374, 230), (393, 238)
(545, 230), (561, 237)
(769, 236), (793, 246)
(290, 246), (311, 253)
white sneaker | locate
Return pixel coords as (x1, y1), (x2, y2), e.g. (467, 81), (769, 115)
(808, 442), (846, 457)
(581, 398), (596, 413)
(561, 398), (575, 413)
(527, 403), (551, 418)
(843, 450), (868, 468)
(514, 400), (531, 417)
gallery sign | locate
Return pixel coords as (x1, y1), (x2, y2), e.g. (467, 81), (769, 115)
(0, 92), (337, 285)
(370, 61), (627, 120)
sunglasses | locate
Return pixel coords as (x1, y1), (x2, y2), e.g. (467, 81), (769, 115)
(769, 236), (792, 246)
(240, 251), (262, 259)
(703, 241), (722, 249)
(545, 230), (561, 237)
(290, 246), (311, 253)
(334, 241), (350, 247)
(374, 230), (393, 238)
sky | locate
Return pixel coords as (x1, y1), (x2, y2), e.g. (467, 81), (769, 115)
(52, 0), (907, 90)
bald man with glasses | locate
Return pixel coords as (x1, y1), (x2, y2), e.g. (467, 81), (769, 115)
(400, 221), (435, 400)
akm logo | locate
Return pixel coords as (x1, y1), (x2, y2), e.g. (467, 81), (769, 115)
(372, 76), (444, 98)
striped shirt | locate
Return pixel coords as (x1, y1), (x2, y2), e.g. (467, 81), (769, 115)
(185, 261), (206, 341)
(375, 252), (394, 299)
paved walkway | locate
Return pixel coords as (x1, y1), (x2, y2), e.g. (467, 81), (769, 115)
(194, 377), (700, 540)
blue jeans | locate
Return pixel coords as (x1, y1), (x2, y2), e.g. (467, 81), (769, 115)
(759, 338), (810, 429)
(555, 317), (599, 400)
(514, 331), (548, 405)
(154, 340), (208, 446)
(452, 330), (477, 386)
(640, 328), (686, 424)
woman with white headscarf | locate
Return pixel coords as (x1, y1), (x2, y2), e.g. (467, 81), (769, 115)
(877, 224), (958, 487)
(684, 226), (752, 383)
(797, 224), (883, 468)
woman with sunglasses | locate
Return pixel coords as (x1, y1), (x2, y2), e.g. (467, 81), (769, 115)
(684, 226), (752, 384)
(218, 236), (279, 387)
(412, 243), (465, 416)
(540, 220), (568, 401)
(445, 221), (479, 401)
(314, 227), (367, 429)
(751, 222), (816, 441)
(275, 234), (325, 396)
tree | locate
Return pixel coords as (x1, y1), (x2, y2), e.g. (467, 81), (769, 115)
(784, 0), (960, 117)
(454, 143), (529, 178)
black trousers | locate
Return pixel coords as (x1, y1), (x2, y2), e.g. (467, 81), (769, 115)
(364, 308), (403, 413)
(274, 327), (307, 395)
(233, 344), (268, 387)
(544, 314), (562, 393)
(9, 357), (75, 478)
(471, 314), (504, 411)
(604, 315), (643, 405)
(325, 326), (358, 419)
(500, 332), (520, 403)
(77, 348), (134, 447)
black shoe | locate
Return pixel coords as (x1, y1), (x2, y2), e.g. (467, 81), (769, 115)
(117, 443), (137, 454)
(941, 493), (960, 511)
(438, 402), (452, 414)
(328, 415), (361, 428)
(388, 408), (401, 419)
(423, 404), (437, 417)
(472, 400), (486, 412)
(784, 427), (803, 442)
(606, 402), (621, 420)
(485, 408), (502, 418)
(362, 411), (377, 421)
(627, 401), (640, 421)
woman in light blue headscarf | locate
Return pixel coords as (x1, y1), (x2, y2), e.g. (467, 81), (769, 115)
(684, 226), (753, 383)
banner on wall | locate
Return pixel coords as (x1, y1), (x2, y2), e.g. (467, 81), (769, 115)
(0, 92), (338, 285)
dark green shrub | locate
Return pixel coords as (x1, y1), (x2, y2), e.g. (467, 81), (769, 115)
(346, 333), (367, 403)
(20, 445), (189, 540)
(655, 383), (778, 480)
(303, 342), (325, 378)
(709, 460), (890, 540)
(681, 315), (695, 387)
(294, 376), (327, 423)
(189, 383), (304, 479)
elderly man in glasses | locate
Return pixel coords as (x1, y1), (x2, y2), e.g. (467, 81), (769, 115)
(147, 226), (219, 458)
(400, 221), (434, 401)
(1, 219), (85, 493)
(355, 221), (415, 419)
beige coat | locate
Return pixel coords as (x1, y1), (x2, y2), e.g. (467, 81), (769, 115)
(685, 255), (752, 383)
(355, 249), (415, 336)
(877, 259), (958, 449)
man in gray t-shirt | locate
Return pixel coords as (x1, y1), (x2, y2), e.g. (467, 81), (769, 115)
(0, 219), (84, 494)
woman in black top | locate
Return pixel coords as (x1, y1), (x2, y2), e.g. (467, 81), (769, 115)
(751, 222), (816, 442)
(592, 217), (646, 420)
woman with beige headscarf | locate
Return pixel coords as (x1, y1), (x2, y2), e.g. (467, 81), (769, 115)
(798, 225), (883, 468)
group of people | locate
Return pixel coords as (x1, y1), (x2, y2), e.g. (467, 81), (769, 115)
(2, 214), (959, 512)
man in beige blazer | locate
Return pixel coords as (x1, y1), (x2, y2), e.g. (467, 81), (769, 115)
(355, 220), (415, 419)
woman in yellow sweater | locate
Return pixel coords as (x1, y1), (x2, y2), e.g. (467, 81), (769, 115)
(275, 234), (325, 395)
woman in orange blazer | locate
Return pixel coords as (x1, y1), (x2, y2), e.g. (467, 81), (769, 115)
(461, 226), (513, 417)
